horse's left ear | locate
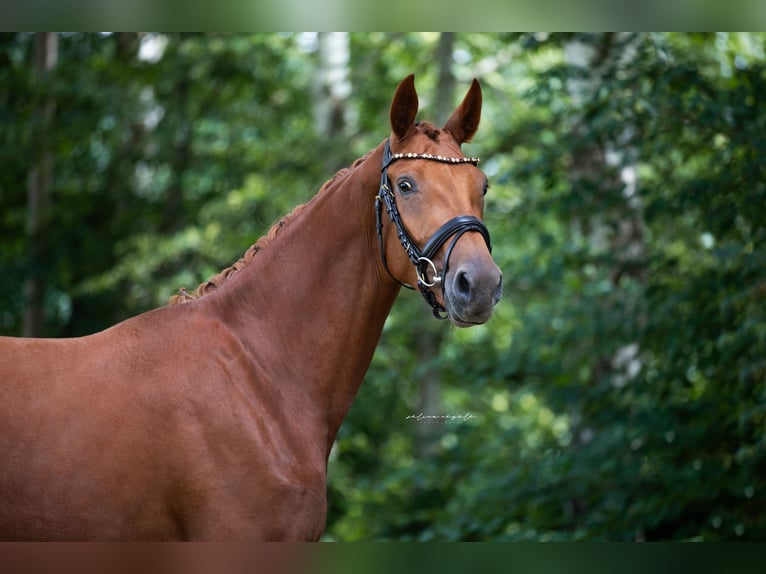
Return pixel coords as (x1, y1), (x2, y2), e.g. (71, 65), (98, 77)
(443, 78), (482, 144)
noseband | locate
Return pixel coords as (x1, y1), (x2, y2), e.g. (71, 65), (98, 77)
(375, 139), (492, 319)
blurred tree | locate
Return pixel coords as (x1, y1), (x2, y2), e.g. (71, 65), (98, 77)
(314, 32), (351, 139)
(326, 32), (766, 541)
(23, 32), (57, 336)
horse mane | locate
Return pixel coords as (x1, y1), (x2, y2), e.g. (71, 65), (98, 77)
(169, 150), (373, 305)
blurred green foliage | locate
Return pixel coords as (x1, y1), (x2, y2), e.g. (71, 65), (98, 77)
(1, 32), (764, 540)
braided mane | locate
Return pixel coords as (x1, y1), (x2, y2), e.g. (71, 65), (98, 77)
(169, 151), (372, 305)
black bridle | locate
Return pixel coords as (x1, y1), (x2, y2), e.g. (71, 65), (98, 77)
(375, 138), (492, 319)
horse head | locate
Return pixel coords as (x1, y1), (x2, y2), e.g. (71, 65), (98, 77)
(377, 74), (503, 326)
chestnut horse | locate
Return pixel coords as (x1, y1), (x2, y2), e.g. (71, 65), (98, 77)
(0, 75), (502, 540)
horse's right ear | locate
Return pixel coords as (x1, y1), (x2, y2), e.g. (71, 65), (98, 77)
(390, 74), (419, 140)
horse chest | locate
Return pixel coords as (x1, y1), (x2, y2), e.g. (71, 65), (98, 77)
(174, 456), (328, 540)
(164, 400), (329, 540)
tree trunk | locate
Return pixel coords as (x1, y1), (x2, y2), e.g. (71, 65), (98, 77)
(162, 35), (193, 234)
(565, 33), (646, 361)
(564, 34), (647, 537)
(313, 33), (351, 141)
(23, 32), (58, 337)
(433, 33), (456, 125)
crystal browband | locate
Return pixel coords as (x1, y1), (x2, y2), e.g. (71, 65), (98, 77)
(387, 152), (480, 166)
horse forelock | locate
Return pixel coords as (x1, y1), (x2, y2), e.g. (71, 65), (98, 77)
(415, 121), (441, 142)
(168, 150), (374, 306)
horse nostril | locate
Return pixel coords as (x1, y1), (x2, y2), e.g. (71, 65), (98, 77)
(455, 270), (472, 300)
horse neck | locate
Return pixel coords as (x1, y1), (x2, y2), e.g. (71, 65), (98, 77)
(204, 142), (399, 448)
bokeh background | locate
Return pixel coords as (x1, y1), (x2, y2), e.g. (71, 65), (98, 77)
(2, 1), (764, 30)
(1, 32), (765, 541)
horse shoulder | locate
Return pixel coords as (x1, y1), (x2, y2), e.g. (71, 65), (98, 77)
(148, 310), (329, 540)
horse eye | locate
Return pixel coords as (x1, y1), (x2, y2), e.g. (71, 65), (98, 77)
(483, 181), (490, 196)
(397, 178), (416, 195)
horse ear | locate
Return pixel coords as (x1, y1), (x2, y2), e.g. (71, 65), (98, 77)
(443, 78), (482, 144)
(390, 74), (419, 140)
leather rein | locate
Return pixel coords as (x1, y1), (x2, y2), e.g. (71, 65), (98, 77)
(375, 138), (492, 319)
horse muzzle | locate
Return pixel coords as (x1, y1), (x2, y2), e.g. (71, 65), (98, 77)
(443, 256), (503, 327)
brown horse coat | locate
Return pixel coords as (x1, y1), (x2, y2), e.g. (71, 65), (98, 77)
(0, 75), (501, 540)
